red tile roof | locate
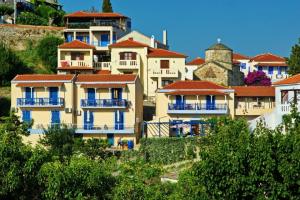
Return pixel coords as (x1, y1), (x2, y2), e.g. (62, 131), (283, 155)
(255, 62), (288, 67)
(251, 53), (286, 62)
(148, 48), (187, 58)
(81, 84), (126, 88)
(76, 74), (137, 82)
(233, 53), (249, 60)
(109, 39), (149, 48)
(186, 57), (205, 65)
(95, 70), (111, 75)
(168, 90), (225, 96)
(59, 40), (95, 49)
(16, 82), (63, 87)
(232, 86), (275, 97)
(273, 74), (300, 85)
(65, 11), (128, 18)
(162, 81), (227, 90)
(12, 74), (75, 82)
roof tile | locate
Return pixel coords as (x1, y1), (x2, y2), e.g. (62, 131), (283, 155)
(109, 39), (149, 48)
(148, 48), (187, 58)
(162, 81), (227, 90)
(12, 74), (75, 82)
(251, 53), (286, 62)
(76, 74), (137, 82)
(186, 57), (205, 65)
(59, 40), (95, 49)
(65, 11), (128, 18)
(232, 86), (275, 97)
(273, 74), (300, 85)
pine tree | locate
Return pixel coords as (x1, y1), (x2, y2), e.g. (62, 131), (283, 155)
(102, 0), (113, 13)
(288, 38), (300, 75)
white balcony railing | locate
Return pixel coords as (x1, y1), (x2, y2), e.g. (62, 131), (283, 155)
(94, 62), (112, 70)
(60, 60), (91, 68)
(280, 104), (300, 114)
(117, 60), (139, 69)
(150, 69), (179, 77)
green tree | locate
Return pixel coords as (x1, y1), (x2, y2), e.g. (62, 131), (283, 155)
(0, 42), (29, 86)
(36, 35), (64, 73)
(39, 125), (75, 162)
(38, 156), (115, 200)
(74, 138), (110, 160)
(102, 0), (113, 13)
(288, 38), (300, 75)
(0, 5), (14, 16)
(16, 11), (48, 26)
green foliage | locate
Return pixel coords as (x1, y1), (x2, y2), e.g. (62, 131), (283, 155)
(0, 97), (10, 117)
(36, 35), (64, 73)
(102, 0), (113, 13)
(17, 11), (48, 26)
(140, 137), (203, 165)
(288, 38), (300, 75)
(0, 5), (14, 16)
(74, 138), (110, 160)
(35, 4), (65, 26)
(177, 116), (300, 199)
(40, 125), (75, 162)
(38, 156), (116, 200)
(0, 42), (30, 86)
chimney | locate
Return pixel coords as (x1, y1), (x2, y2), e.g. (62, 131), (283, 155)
(163, 30), (168, 46)
(150, 35), (155, 48)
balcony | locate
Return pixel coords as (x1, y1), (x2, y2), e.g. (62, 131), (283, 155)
(150, 69), (179, 78)
(17, 98), (64, 107)
(75, 124), (135, 134)
(66, 21), (125, 30)
(280, 104), (300, 114)
(117, 60), (139, 70)
(60, 60), (91, 68)
(168, 103), (228, 114)
(94, 62), (112, 70)
(81, 99), (129, 108)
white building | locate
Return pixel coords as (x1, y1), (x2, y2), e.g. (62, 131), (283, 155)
(185, 57), (205, 80)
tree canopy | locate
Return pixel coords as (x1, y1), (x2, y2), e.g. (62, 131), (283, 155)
(102, 0), (113, 13)
(288, 38), (300, 75)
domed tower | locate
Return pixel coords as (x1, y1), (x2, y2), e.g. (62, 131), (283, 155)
(205, 40), (233, 70)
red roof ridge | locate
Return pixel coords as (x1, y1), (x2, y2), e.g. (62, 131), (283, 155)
(251, 53), (286, 62)
(12, 74), (75, 82)
(233, 53), (250, 60)
(186, 57), (205, 65)
(162, 80), (228, 90)
(65, 11), (128, 18)
(148, 48), (187, 58)
(76, 74), (137, 83)
(109, 39), (149, 48)
(59, 40), (95, 49)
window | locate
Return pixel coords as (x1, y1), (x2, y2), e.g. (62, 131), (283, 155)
(257, 66), (263, 71)
(71, 52), (84, 60)
(240, 63), (246, 69)
(160, 60), (169, 69)
(120, 52), (137, 60)
(268, 67), (274, 75)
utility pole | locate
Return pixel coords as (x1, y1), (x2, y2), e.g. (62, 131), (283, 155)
(13, 0), (17, 24)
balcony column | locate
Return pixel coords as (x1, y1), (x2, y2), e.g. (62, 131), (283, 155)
(196, 95), (199, 110)
(73, 32), (76, 40)
(110, 30), (113, 45)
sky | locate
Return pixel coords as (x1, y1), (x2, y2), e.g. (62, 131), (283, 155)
(60, 0), (300, 61)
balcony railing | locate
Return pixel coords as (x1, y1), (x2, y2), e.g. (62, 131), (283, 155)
(92, 41), (111, 47)
(117, 60), (139, 69)
(67, 21), (126, 30)
(60, 60), (91, 68)
(168, 103), (228, 114)
(81, 99), (129, 108)
(17, 98), (64, 107)
(94, 62), (112, 70)
(150, 69), (179, 77)
(280, 104), (300, 114)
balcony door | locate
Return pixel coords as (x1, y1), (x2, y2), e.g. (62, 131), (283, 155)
(84, 111), (94, 130)
(49, 87), (59, 105)
(206, 95), (216, 110)
(175, 95), (185, 109)
(115, 110), (124, 130)
(87, 88), (96, 106)
(25, 87), (34, 105)
(22, 110), (31, 123)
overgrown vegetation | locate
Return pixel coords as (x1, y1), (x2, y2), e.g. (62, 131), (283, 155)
(0, 5), (14, 16)
(102, 0), (113, 13)
(288, 38), (300, 75)
(0, 106), (300, 199)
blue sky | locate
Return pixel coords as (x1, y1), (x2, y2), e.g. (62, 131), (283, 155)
(60, 0), (300, 60)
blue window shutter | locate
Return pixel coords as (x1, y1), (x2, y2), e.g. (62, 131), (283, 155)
(84, 111), (87, 130)
(86, 36), (90, 44)
(268, 67), (274, 75)
(118, 88), (122, 100)
(101, 34), (109, 46)
(119, 111), (124, 130)
(206, 95), (211, 110)
(90, 111), (94, 129)
(51, 111), (60, 125)
(114, 110), (118, 129)
(25, 87), (31, 99)
(212, 96), (216, 110)
(175, 95), (181, 105)
(22, 110), (31, 123)
(49, 87), (58, 105)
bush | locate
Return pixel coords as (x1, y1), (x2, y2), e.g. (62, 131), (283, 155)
(244, 70), (271, 86)
(36, 35), (64, 73)
(16, 12), (48, 26)
(0, 5), (14, 16)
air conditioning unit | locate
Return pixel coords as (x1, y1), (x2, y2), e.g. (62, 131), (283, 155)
(76, 110), (81, 116)
(65, 108), (72, 113)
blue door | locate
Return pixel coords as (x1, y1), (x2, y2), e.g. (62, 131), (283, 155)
(107, 134), (114, 146)
(51, 110), (60, 126)
(112, 88), (122, 106)
(101, 34), (109, 46)
(87, 88), (96, 106)
(49, 87), (58, 105)
(206, 95), (216, 110)
(115, 110), (124, 130)
(25, 87), (34, 105)
(22, 110), (31, 123)
(84, 111), (94, 130)
(175, 95), (185, 110)
(268, 67), (274, 75)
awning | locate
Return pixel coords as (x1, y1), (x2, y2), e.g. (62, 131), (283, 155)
(255, 62), (287, 67)
(16, 82), (63, 87)
(80, 84), (126, 88)
(167, 90), (225, 96)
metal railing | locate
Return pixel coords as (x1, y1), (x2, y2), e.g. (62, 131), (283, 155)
(17, 98), (64, 107)
(66, 21), (126, 30)
(81, 99), (129, 108)
(168, 103), (228, 111)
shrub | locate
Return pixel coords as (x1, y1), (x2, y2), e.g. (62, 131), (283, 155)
(16, 12), (48, 26)
(244, 70), (271, 86)
(0, 5), (14, 16)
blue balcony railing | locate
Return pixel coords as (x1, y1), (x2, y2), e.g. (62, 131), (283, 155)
(168, 103), (228, 111)
(17, 98), (64, 107)
(81, 99), (128, 108)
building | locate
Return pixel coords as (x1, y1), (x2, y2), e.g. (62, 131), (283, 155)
(74, 74), (143, 146)
(248, 53), (289, 82)
(11, 74), (143, 146)
(249, 74), (300, 130)
(194, 42), (244, 86)
(11, 74), (76, 144)
(233, 86), (275, 121)
(109, 38), (187, 100)
(147, 80), (235, 137)
(185, 57), (205, 80)
(233, 53), (250, 75)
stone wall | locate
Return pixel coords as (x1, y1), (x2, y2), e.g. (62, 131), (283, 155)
(0, 24), (64, 51)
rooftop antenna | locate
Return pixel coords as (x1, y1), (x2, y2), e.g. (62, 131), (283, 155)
(217, 38), (221, 44)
